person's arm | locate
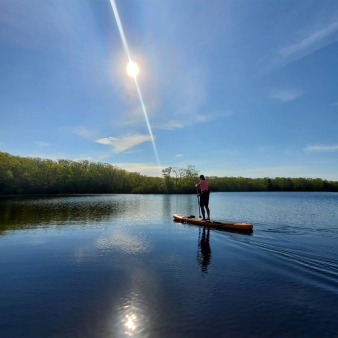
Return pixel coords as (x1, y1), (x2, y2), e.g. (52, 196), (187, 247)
(195, 180), (201, 187)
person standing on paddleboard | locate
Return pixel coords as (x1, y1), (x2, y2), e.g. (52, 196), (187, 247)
(195, 175), (210, 221)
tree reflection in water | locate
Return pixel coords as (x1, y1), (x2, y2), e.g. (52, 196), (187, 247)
(196, 227), (211, 274)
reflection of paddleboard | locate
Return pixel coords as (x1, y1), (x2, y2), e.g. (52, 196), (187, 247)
(173, 214), (253, 231)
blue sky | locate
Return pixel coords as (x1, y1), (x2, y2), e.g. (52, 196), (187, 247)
(0, 0), (338, 179)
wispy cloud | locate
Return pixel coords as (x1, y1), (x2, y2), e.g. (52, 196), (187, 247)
(304, 145), (338, 152)
(279, 21), (338, 58)
(331, 102), (338, 106)
(153, 112), (232, 130)
(75, 125), (97, 140)
(258, 19), (338, 75)
(200, 110), (233, 122)
(113, 162), (165, 176)
(269, 89), (303, 102)
(153, 120), (184, 130)
(96, 134), (152, 153)
(35, 141), (49, 147)
(176, 154), (183, 157)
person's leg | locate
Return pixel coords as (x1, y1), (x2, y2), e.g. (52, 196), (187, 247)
(205, 194), (210, 220)
(206, 206), (210, 220)
(201, 206), (206, 219)
(200, 194), (206, 219)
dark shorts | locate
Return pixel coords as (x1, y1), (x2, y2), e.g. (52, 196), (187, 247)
(200, 191), (209, 207)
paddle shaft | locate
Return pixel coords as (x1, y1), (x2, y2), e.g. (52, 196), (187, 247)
(196, 186), (201, 218)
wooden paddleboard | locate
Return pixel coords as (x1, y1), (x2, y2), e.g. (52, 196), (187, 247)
(173, 214), (253, 231)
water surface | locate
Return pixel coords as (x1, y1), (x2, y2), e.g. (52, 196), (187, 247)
(0, 192), (338, 337)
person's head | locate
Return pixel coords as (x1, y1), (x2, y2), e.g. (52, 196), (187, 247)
(200, 175), (205, 180)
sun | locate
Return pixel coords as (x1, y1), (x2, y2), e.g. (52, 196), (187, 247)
(126, 61), (139, 77)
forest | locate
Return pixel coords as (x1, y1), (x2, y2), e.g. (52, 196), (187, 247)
(1, 151), (338, 194)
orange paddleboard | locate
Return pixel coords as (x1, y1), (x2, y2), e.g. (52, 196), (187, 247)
(173, 214), (253, 231)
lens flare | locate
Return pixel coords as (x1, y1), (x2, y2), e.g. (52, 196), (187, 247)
(109, 0), (161, 169)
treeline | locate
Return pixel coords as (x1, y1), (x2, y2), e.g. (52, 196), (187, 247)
(0, 151), (338, 194)
(161, 166), (338, 192)
(0, 152), (164, 194)
(208, 176), (338, 192)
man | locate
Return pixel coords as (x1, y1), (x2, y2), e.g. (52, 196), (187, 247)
(195, 175), (210, 220)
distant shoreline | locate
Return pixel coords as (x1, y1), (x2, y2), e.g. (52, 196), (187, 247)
(1, 152), (338, 194)
(1, 191), (337, 198)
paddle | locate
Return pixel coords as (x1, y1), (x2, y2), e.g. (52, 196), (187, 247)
(196, 186), (202, 218)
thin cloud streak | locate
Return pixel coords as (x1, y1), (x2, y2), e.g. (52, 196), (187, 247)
(280, 21), (338, 58)
(35, 142), (50, 147)
(152, 111), (232, 130)
(153, 121), (184, 130)
(258, 19), (338, 75)
(269, 89), (303, 102)
(196, 111), (233, 122)
(304, 145), (338, 152)
(96, 134), (152, 153)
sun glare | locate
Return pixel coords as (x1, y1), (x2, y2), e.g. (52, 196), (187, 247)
(124, 314), (136, 334)
(127, 61), (139, 77)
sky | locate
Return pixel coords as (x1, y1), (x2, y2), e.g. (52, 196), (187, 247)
(0, 0), (338, 180)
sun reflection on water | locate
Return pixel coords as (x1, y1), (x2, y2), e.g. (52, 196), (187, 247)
(124, 314), (137, 335)
(117, 292), (148, 338)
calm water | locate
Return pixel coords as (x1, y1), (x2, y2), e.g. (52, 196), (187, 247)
(0, 192), (338, 338)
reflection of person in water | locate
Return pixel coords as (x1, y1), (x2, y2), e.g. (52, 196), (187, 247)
(197, 227), (212, 274)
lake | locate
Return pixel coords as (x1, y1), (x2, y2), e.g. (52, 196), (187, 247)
(0, 192), (338, 337)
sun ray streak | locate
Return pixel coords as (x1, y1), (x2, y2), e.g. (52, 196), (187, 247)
(134, 78), (161, 167)
(109, 0), (131, 62)
(109, 0), (161, 168)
